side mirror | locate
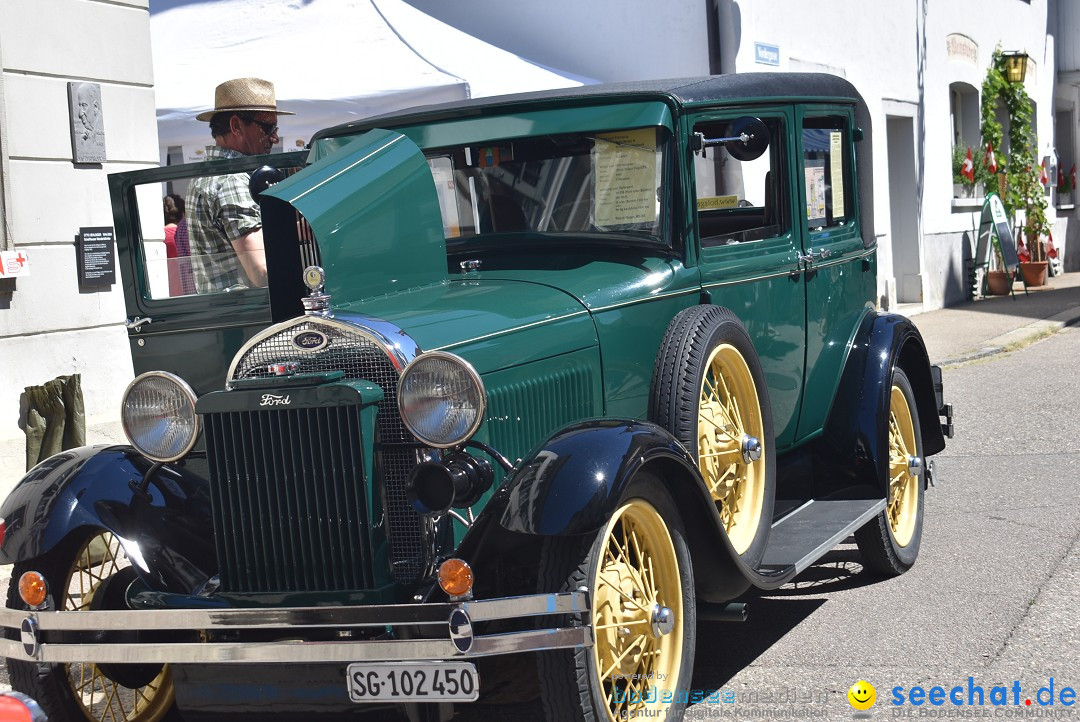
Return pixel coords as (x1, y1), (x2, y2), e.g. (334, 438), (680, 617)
(724, 117), (771, 161)
(249, 166), (286, 198)
(695, 116), (771, 162)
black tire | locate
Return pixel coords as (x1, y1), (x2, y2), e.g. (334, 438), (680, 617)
(649, 305), (775, 567)
(854, 367), (925, 576)
(6, 530), (180, 722)
(536, 474), (695, 722)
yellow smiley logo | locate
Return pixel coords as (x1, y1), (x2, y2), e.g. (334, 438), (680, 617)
(848, 680), (876, 710)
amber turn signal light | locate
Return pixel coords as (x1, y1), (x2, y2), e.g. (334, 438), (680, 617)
(18, 571), (48, 609)
(438, 559), (474, 598)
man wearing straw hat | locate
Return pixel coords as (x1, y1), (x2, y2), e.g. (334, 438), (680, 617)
(186, 78), (294, 293)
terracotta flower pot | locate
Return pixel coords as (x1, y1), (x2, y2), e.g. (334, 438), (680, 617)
(986, 270), (1012, 296)
(1019, 261), (1048, 287)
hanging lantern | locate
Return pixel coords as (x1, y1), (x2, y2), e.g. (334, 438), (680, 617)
(1002, 51), (1029, 84)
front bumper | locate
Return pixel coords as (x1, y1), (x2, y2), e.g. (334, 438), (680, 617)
(0, 592), (590, 664)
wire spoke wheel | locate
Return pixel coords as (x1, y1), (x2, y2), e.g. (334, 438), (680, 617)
(593, 499), (683, 720)
(886, 384), (919, 547)
(537, 476), (695, 722)
(855, 367), (925, 576)
(650, 305), (775, 567)
(8, 531), (177, 722)
(698, 343), (766, 554)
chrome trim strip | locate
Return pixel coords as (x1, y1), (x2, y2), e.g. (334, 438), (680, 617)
(587, 287), (697, 315)
(701, 268), (799, 289)
(0, 626), (590, 665)
(0, 592), (586, 633)
(430, 310), (590, 353)
(226, 314), (423, 384)
(700, 248), (874, 290)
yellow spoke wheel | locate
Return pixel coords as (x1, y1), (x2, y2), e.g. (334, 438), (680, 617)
(855, 367), (926, 576)
(698, 343), (766, 555)
(592, 499), (683, 720)
(8, 531), (177, 722)
(887, 383), (919, 547)
(537, 477), (695, 722)
(650, 305), (775, 566)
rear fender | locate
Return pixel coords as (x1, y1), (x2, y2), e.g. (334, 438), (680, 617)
(816, 311), (947, 497)
(458, 419), (794, 602)
(0, 445), (216, 595)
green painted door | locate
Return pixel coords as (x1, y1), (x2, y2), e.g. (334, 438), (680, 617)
(794, 105), (876, 441)
(687, 107), (806, 450)
(110, 152), (307, 395)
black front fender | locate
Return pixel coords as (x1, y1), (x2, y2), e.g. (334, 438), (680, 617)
(0, 445), (216, 595)
(458, 419), (793, 601)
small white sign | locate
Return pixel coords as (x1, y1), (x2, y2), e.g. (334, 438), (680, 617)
(0, 250), (30, 277)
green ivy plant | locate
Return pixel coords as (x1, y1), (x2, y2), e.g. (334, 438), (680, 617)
(980, 47), (1048, 260)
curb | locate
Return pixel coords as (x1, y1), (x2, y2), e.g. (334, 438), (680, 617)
(934, 306), (1080, 367)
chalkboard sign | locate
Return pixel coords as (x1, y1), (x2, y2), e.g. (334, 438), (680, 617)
(974, 193), (1019, 271)
(76, 226), (116, 286)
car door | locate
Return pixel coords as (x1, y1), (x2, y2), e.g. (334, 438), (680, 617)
(110, 151), (307, 395)
(794, 104), (877, 440)
(687, 106), (806, 450)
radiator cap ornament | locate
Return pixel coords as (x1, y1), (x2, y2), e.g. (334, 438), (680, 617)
(302, 265), (331, 316)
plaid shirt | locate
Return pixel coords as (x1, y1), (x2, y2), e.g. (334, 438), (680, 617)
(186, 147), (261, 293)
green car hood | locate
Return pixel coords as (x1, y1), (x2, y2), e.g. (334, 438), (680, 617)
(336, 279), (597, 374)
(262, 129), (447, 304)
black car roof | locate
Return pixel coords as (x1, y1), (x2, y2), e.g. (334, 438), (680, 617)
(314, 72), (865, 141)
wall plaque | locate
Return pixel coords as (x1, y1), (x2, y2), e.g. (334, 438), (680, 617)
(77, 227), (116, 286)
(69, 82), (106, 163)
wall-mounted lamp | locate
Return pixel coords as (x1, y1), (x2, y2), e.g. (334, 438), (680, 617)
(1001, 51), (1030, 84)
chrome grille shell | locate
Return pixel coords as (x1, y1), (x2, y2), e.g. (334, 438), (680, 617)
(217, 315), (431, 587)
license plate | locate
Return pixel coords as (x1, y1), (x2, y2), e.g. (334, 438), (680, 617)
(346, 662), (479, 702)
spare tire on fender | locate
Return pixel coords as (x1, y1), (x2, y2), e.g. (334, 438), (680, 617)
(649, 305), (776, 568)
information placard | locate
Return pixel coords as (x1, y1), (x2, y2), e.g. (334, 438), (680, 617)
(77, 226), (116, 286)
(593, 129), (657, 226)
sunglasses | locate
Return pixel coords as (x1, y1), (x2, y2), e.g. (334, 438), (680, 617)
(244, 117), (279, 137)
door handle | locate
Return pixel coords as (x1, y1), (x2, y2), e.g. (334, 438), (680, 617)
(125, 316), (152, 331)
(797, 248), (833, 268)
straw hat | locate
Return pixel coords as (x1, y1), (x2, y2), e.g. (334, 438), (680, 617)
(196, 78), (295, 121)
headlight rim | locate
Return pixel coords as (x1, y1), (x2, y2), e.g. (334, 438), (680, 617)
(398, 351), (486, 449)
(121, 370), (202, 463)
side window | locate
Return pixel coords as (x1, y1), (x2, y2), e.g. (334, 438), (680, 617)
(801, 116), (853, 231)
(692, 116), (787, 247)
(131, 167), (310, 300)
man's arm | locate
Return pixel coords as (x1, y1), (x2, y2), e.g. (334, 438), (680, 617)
(232, 228), (267, 287)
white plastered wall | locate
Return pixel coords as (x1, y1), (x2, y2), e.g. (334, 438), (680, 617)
(0, 0), (158, 484)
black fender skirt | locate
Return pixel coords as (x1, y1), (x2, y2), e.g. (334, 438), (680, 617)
(0, 445), (216, 595)
(458, 418), (796, 601)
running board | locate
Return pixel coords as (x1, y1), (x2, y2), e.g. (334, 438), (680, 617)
(758, 498), (885, 574)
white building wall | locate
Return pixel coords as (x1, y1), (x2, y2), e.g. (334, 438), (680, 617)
(0, 0), (157, 458)
(407, 0), (1060, 312)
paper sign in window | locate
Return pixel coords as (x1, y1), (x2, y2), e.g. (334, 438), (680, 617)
(829, 131), (846, 219)
(593, 129), (657, 225)
(805, 161), (826, 225)
(697, 195), (739, 210)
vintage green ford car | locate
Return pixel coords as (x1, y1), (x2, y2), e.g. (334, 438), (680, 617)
(0, 74), (951, 722)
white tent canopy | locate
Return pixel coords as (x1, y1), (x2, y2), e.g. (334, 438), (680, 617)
(151, 0), (591, 163)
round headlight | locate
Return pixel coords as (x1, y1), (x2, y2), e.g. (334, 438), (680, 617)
(398, 352), (486, 448)
(121, 372), (201, 462)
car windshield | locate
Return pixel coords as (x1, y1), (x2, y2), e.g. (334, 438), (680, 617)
(422, 126), (672, 246)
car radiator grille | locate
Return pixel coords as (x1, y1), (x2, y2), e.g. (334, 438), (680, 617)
(212, 318), (428, 593)
(203, 404), (375, 593)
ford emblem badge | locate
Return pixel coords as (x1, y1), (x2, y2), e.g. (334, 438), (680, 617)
(292, 330), (328, 352)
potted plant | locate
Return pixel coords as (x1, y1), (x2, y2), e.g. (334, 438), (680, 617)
(952, 145), (982, 198)
(1059, 163), (1075, 206)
